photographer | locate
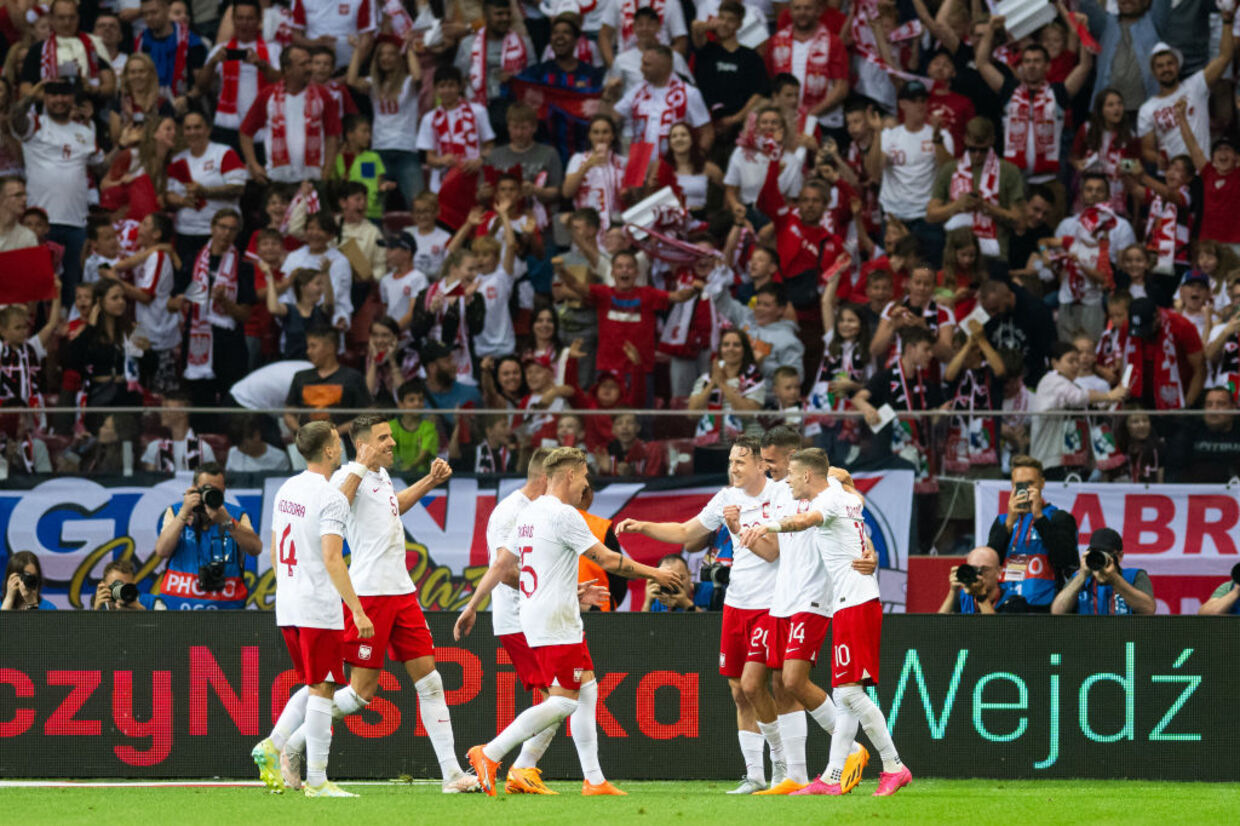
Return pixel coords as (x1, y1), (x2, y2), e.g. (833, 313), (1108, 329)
(986, 455), (1079, 612)
(2, 551), (55, 610)
(93, 560), (165, 611)
(937, 546), (1025, 614)
(152, 462), (262, 609)
(1051, 528), (1155, 615)
(1198, 565), (1240, 615)
(642, 554), (711, 613)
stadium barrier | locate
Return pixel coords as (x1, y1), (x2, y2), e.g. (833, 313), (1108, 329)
(1, 612), (1233, 781)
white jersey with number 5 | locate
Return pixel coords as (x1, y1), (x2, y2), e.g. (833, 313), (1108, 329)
(486, 487), (532, 636)
(769, 479), (832, 618)
(809, 485), (880, 611)
(329, 466), (415, 596)
(695, 478), (779, 610)
(507, 495), (597, 647)
(272, 470), (352, 629)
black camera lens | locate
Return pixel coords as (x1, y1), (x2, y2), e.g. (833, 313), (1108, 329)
(1085, 550), (1110, 571)
(109, 580), (138, 603)
(19, 572), (38, 590)
(1231, 562), (1240, 585)
(200, 485), (224, 510)
(956, 563), (979, 586)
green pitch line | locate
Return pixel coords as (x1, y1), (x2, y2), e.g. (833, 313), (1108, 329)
(5, 779), (1239, 825)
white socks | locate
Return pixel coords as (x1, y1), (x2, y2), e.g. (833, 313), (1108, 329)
(269, 686), (309, 751)
(778, 711), (808, 784)
(825, 706), (860, 782)
(285, 684), (370, 756)
(484, 695), (577, 763)
(570, 680), (605, 785)
(415, 670), (464, 779)
(757, 719), (785, 765)
(836, 685), (902, 773)
(807, 695), (837, 735)
(737, 729), (765, 783)
(511, 722), (557, 769)
(304, 695), (334, 787)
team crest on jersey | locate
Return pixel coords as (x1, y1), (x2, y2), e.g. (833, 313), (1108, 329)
(358, 645), (372, 660)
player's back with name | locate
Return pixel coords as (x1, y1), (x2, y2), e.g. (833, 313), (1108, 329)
(328, 465), (412, 597)
(810, 484), (879, 609)
(486, 487), (533, 637)
(508, 494), (597, 647)
(273, 470), (351, 629)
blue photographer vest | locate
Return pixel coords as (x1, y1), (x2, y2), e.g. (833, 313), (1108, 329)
(994, 503), (1061, 607)
(959, 589), (1018, 614)
(1076, 568), (1142, 615)
(157, 502), (249, 609)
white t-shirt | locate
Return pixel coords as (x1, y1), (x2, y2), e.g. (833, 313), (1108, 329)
(809, 484), (879, 611)
(207, 39), (283, 130)
(18, 112), (102, 226)
(372, 76), (420, 152)
(878, 124), (953, 220)
(283, 245), (353, 327)
(226, 444), (291, 472)
(769, 479), (832, 618)
(695, 478), (779, 610)
(607, 46), (694, 97)
(486, 487), (532, 637)
(1052, 213), (1136, 306)
(329, 466), (415, 597)
(723, 146), (806, 206)
(613, 80), (711, 153)
(1137, 71), (1210, 164)
(403, 226), (452, 276)
(230, 359), (313, 409)
(379, 268), (429, 325)
(134, 249), (180, 351)
(140, 436), (217, 471)
(474, 268), (516, 358)
(273, 470), (352, 629)
(167, 143), (248, 236)
(565, 151), (626, 223)
(508, 494), (599, 647)
(603, 0), (688, 52)
(290, 0), (376, 68)
(415, 103), (496, 191)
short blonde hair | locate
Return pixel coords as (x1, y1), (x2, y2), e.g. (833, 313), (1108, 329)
(543, 446), (588, 477)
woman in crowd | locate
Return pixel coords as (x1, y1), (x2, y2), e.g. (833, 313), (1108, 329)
(689, 328), (765, 441)
(67, 280), (144, 438)
(265, 266), (331, 360)
(346, 31), (423, 206)
(109, 53), (173, 145)
(1070, 87), (1139, 216)
(480, 353), (526, 418)
(365, 315), (415, 405)
(165, 110), (249, 275)
(563, 115), (627, 232)
(658, 121), (723, 217)
(812, 270), (875, 462)
(100, 115), (177, 224)
(939, 228), (986, 317)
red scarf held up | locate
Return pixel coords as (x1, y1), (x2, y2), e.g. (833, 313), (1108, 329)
(467, 26), (528, 104)
(1004, 83), (1059, 175)
(41, 32), (101, 80)
(216, 39), (272, 115)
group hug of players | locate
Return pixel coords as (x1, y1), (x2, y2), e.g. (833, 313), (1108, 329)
(252, 417), (909, 798)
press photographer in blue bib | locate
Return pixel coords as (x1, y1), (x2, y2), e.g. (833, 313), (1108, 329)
(153, 462), (263, 609)
(1051, 528), (1156, 615)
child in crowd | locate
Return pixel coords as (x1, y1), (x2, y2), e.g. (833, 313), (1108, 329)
(389, 379), (438, 475)
(763, 365), (805, 433)
(602, 412), (665, 477)
(83, 219), (122, 284)
(403, 192), (453, 277)
(335, 114), (397, 220)
(1114, 406), (1165, 483)
(450, 412), (518, 474)
(379, 235), (429, 334)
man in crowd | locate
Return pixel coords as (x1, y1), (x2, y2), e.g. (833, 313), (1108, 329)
(767, 0), (849, 142)
(610, 7), (693, 99)
(926, 117), (1025, 260)
(19, 0), (116, 101)
(135, 0), (208, 103)
(1137, 26), (1233, 168)
(284, 328), (371, 438)
(288, 0), (375, 69)
(690, 1), (768, 149)
(198, 0), (281, 153)
(1169, 387), (1240, 482)
(513, 14), (605, 163)
(606, 44), (713, 155)
(456, 0), (535, 141)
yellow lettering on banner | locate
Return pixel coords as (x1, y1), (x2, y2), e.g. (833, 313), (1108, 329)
(68, 538), (163, 609)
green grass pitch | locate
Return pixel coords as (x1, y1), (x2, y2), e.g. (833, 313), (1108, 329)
(7, 779), (1239, 825)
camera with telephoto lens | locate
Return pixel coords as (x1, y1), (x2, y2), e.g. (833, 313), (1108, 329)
(19, 571), (38, 590)
(1085, 549), (1114, 572)
(956, 563), (980, 586)
(109, 580), (138, 604)
(193, 484), (225, 516)
(701, 562), (730, 587)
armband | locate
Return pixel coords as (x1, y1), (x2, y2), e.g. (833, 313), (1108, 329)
(346, 461), (368, 480)
(765, 521), (783, 534)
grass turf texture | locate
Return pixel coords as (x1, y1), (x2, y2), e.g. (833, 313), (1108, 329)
(7, 780), (1239, 825)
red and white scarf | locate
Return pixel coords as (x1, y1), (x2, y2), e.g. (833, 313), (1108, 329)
(1131, 310), (1187, 410)
(620, 0), (667, 48)
(431, 101), (481, 158)
(660, 264), (725, 353)
(135, 21), (191, 96)
(268, 82), (326, 171)
(156, 429), (205, 473)
(1004, 83), (1060, 175)
(631, 77), (688, 154)
(424, 279), (475, 382)
(540, 35), (597, 65)
(273, 5), (296, 46)
(383, 0), (416, 37)
(1096, 319), (1133, 377)
(949, 150), (1001, 256)
(467, 26), (528, 104)
(278, 185), (320, 234)
(1080, 126), (1127, 213)
(769, 25), (837, 112)
(40, 32), (101, 80)
(693, 362), (763, 445)
(215, 39), (272, 115)
(1058, 206), (1116, 301)
(184, 246), (239, 381)
(1144, 191), (1185, 275)
(848, 1), (927, 85)
(944, 369), (998, 472)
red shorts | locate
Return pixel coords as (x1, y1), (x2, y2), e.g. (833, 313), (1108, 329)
(830, 599), (883, 687)
(721, 605), (769, 678)
(499, 632), (543, 692)
(281, 625), (346, 686)
(533, 640), (594, 691)
(768, 612), (832, 669)
(342, 592), (434, 668)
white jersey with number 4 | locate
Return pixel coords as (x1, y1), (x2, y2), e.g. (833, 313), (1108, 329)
(809, 485), (879, 611)
(486, 487), (532, 637)
(695, 478), (779, 610)
(273, 470), (352, 629)
(330, 466), (414, 597)
(507, 495), (597, 647)
(769, 479), (832, 618)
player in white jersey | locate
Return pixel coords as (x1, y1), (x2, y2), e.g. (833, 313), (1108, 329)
(616, 436), (787, 794)
(465, 448), (684, 797)
(277, 415), (479, 793)
(252, 421), (373, 798)
(742, 448), (912, 797)
(754, 428), (874, 796)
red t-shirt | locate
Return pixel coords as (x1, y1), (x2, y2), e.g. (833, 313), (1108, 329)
(1200, 164), (1240, 244)
(1134, 310), (1202, 409)
(587, 284), (671, 373)
(928, 91), (975, 158)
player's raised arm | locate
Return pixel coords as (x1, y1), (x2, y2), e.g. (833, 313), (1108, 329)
(336, 440), (385, 504)
(739, 510), (825, 549)
(397, 458), (453, 514)
(454, 546), (519, 641)
(583, 542), (686, 592)
(615, 516), (712, 547)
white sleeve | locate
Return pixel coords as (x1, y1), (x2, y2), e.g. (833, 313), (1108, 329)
(140, 441), (158, 466)
(685, 87), (710, 128)
(673, 52), (693, 83)
(416, 112), (437, 151)
(880, 127), (894, 155)
(202, 441), (216, 463)
(613, 85), (639, 124)
(722, 149), (744, 187)
(475, 104), (496, 143)
(558, 506), (600, 556)
(695, 488), (729, 531)
(1136, 102), (1154, 138)
(603, 0), (620, 31)
(319, 488), (351, 538)
(487, 506), (511, 552)
(566, 152), (586, 175)
(663, 1), (688, 39)
(330, 255), (353, 320)
(940, 130), (954, 156)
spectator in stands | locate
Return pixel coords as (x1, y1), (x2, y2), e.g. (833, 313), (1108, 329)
(68, 279), (144, 436)
(688, 328), (765, 441)
(562, 116), (626, 231)
(153, 461), (262, 610)
(135, 0), (206, 106)
(416, 65), (496, 192)
(979, 278), (1055, 387)
(1069, 88), (1141, 217)
(19, 0), (116, 102)
(689, 1), (767, 149)
(282, 211), (352, 330)
(108, 53), (173, 146)
(1007, 187), (1055, 291)
(226, 413), (291, 472)
(2, 550), (55, 610)
(600, 0), (689, 66)
(283, 326), (371, 437)
(1030, 341), (1129, 478)
(266, 267), (330, 361)
(141, 392), (216, 472)
(602, 411), (664, 477)
(420, 339), (483, 428)
(1181, 124), (1240, 253)
(723, 107), (804, 216)
(642, 554), (709, 611)
(766, 0), (849, 141)
(365, 316), (410, 406)
(387, 379), (438, 475)
(107, 212), (178, 392)
(1127, 296), (1205, 411)
(410, 248), (485, 385)
(605, 44), (713, 154)
(92, 13), (127, 78)
(943, 322), (1006, 474)
(341, 32), (420, 205)
(450, 411), (517, 475)
(240, 45), (342, 184)
(1138, 31), (1233, 170)
(1198, 568), (1240, 614)
(0, 293), (58, 414)
(165, 109), (249, 273)
(937, 546), (1020, 614)
(609, 7), (691, 99)
(378, 235), (427, 337)
(198, 0), (280, 153)
(0, 176), (36, 251)
(455, 0), (534, 139)
(93, 559), (164, 610)
(1168, 386), (1240, 482)
(289, 0), (375, 70)
(487, 101), (565, 210)
(711, 283), (804, 389)
(335, 179), (386, 282)
(402, 191), (453, 277)
(1052, 527), (1155, 615)
(871, 264), (956, 367)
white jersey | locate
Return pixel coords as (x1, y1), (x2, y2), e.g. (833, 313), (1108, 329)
(403, 226), (452, 276)
(272, 470), (352, 629)
(166, 143), (248, 236)
(769, 479), (832, 618)
(507, 494), (598, 647)
(809, 484), (879, 611)
(18, 112), (102, 226)
(379, 268), (429, 324)
(371, 76), (420, 152)
(878, 123), (953, 221)
(486, 487), (532, 637)
(473, 268), (516, 358)
(329, 466), (415, 596)
(283, 245), (353, 327)
(133, 249), (179, 350)
(695, 478), (779, 610)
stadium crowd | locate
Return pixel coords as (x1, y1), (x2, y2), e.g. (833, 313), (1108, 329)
(3, 0), (1240, 534)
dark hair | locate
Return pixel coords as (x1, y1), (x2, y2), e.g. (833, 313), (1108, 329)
(306, 211), (339, 237)
(102, 558), (136, 580)
(339, 181), (369, 203)
(1080, 171), (1110, 190)
(892, 235), (922, 261)
(612, 249), (641, 270)
(1086, 87), (1135, 154)
(719, 328), (757, 374)
(342, 113), (371, 137)
(585, 114), (621, 154)
(633, 5), (660, 22)
(289, 268), (320, 302)
(86, 217), (113, 241)
(662, 121), (707, 174)
(434, 65), (464, 86)
(900, 326), (935, 351)
(1027, 184), (1055, 205)
(490, 354), (526, 402)
(397, 379), (427, 400)
(754, 283), (786, 306)
(943, 227), (985, 281)
(762, 426), (802, 450)
(371, 315), (399, 339)
(91, 278), (134, 343)
(1049, 341), (1077, 363)
(145, 211), (173, 243)
(829, 302), (872, 361)
(718, 0), (745, 17)
(229, 413), (264, 444)
(1021, 43), (1050, 61)
(192, 461), (224, 485)
(771, 72), (800, 94)
(231, 0), (262, 14)
(569, 207), (601, 231)
(280, 45), (309, 71)
(657, 552), (690, 569)
(352, 413), (390, 439)
(306, 325), (340, 348)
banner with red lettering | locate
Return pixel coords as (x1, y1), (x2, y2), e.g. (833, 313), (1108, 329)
(974, 480), (1239, 613)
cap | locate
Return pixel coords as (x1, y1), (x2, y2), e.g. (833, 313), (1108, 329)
(1181, 269), (1211, 288)
(1087, 527), (1123, 554)
(43, 78), (75, 95)
(386, 234), (415, 252)
(1150, 42), (1184, 69)
(419, 340), (454, 364)
(898, 80), (929, 100)
(1128, 297), (1159, 339)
